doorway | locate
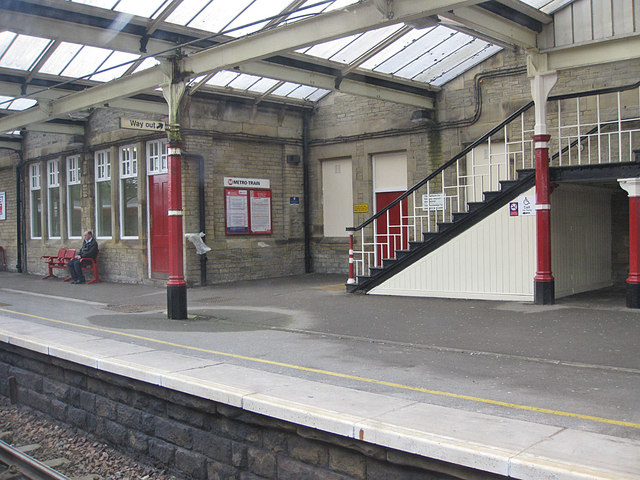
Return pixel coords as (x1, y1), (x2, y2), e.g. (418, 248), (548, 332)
(148, 173), (169, 279)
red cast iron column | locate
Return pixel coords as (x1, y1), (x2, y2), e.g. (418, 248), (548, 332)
(167, 138), (187, 319)
(619, 178), (640, 308)
(534, 133), (554, 304)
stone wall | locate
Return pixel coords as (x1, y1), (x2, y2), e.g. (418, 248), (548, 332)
(0, 161), (17, 272)
(13, 97), (307, 285)
(0, 342), (499, 480)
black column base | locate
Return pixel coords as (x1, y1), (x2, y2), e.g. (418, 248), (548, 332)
(534, 280), (555, 305)
(627, 283), (640, 309)
(167, 284), (188, 320)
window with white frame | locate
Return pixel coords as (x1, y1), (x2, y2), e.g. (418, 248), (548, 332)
(147, 139), (168, 174)
(119, 144), (138, 238)
(67, 155), (82, 238)
(94, 149), (112, 238)
(47, 159), (61, 238)
(29, 163), (42, 239)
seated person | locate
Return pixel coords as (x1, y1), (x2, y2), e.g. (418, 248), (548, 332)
(68, 230), (99, 284)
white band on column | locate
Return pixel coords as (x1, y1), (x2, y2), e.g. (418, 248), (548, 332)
(536, 204), (551, 210)
(619, 178), (640, 197)
(168, 210), (183, 216)
(168, 147), (181, 155)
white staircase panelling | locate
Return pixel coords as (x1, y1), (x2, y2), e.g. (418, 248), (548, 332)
(369, 188), (536, 301)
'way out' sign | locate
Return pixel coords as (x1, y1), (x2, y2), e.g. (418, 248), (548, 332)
(120, 117), (166, 131)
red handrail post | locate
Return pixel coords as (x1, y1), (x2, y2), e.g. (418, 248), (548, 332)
(347, 234), (356, 285)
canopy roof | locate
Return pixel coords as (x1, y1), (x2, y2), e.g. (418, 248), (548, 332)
(0, 0), (558, 136)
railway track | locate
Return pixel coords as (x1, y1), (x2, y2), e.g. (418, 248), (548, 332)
(0, 437), (72, 480)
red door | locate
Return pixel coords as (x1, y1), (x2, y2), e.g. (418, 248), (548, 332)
(149, 174), (169, 279)
(375, 191), (408, 265)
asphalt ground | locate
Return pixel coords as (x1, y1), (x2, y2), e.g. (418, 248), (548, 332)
(1, 271), (639, 442)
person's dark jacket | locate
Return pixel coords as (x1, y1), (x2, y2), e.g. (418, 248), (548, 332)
(78, 238), (99, 259)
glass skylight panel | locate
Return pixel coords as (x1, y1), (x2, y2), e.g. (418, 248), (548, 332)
(165, 0), (213, 27)
(285, 84), (318, 100)
(133, 56), (161, 73)
(224, 0), (293, 37)
(328, 24), (404, 64)
(40, 42), (83, 76)
(246, 77), (280, 94)
(0, 96), (37, 111)
(414, 40), (480, 83)
(228, 74), (263, 90)
(0, 96), (12, 109)
(322, 0), (359, 12)
(427, 44), (500, 86)
(0, 32), (17, 59)
(61, 45), (112, 79)
(358, 28), (426, 71)
(305, 88), (330, 102)
(302, 35), (357, 60)
(271, 82), (300, 97)
(292, 0), (358, 19)
(0, 34), (51, 71)
(8, 98), (37, 110)
(373, 28), (455, 75)
(91, 51), (140, 82)
(72, 0), (118, 8)
(206, 70), (240, 87)
(113, 0), (167, 18)
(394, 32), (471, 79)
(188, 0), (253, 33)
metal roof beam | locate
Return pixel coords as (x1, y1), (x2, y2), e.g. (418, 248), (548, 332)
(439, 5), (538, 49)
(545, 35), (640, 72)
(184, 0), (483, 76)
(236, 61), (434, 108)
(0, 0), (463, 131)
(25, 122), (85, 135)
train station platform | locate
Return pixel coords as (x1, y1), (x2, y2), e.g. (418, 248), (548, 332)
(0, 271), (638, 479)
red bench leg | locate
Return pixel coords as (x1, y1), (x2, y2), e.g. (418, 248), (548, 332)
(86, 262), (102, 284)
(42, 262), (58, 280)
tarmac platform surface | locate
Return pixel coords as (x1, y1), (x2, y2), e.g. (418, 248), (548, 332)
(0, 271), (638, 479)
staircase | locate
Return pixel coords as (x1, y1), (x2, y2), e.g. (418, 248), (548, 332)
(346, 81), (640, 293)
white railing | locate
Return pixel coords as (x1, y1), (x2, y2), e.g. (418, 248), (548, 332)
(347, 82), (640, 284)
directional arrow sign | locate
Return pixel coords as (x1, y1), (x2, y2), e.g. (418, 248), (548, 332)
(120, 117), (166, 131)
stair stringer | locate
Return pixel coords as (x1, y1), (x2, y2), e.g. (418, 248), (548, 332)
(367, 185), (539, 301)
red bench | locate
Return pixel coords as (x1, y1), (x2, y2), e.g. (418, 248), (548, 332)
(63, 254), (102, 284)
(41, 248), (75, 280)
(41, 249), (102, 284)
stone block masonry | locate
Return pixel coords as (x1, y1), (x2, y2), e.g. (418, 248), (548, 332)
(0, 342), (501, 480)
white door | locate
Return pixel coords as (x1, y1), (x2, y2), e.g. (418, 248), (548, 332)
(322, 158), (353, 237)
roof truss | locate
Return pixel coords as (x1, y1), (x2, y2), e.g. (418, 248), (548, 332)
(0, 0), (549, 133)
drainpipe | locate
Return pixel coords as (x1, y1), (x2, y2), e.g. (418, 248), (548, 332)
(15, 157), (24, 272)
(303, 111), (311, 273)
(198, 154), (207, 284)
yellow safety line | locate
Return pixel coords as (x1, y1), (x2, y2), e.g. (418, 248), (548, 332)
(2, 307), (639, 430)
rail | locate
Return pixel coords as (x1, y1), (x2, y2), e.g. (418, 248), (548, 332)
(0, 438), (72, 480)
(347, 81), (640, 284)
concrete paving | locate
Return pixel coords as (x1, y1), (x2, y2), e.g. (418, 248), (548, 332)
(0, 272), (639, 479)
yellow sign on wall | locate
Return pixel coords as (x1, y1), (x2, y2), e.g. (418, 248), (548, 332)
(353, 204), (369, 213)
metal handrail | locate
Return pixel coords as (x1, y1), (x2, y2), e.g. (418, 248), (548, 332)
(348, 79), (640, 233)
(347, 80), (640, 284)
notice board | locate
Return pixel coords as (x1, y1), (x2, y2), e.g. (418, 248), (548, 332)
(225, 188), (272, 235)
